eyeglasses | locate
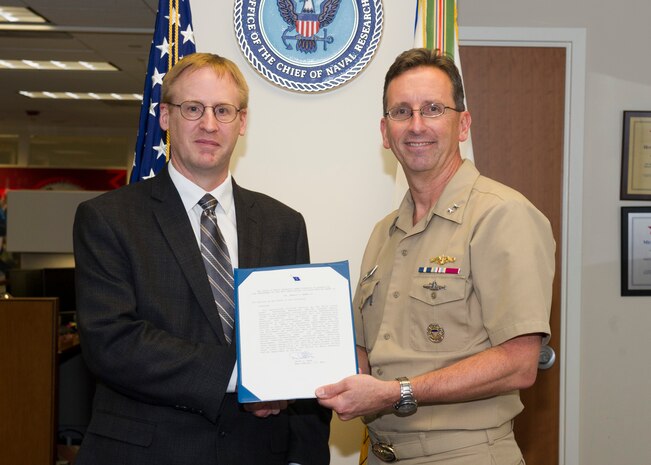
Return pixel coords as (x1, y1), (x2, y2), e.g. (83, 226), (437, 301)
(167, 101), (242, 123)
(384, 103), (461, 121)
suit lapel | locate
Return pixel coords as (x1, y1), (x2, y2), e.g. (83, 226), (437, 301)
(150, 168), (229, 344)
(233, 180), (263, 268)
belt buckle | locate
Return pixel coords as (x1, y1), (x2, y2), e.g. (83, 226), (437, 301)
(372, 442), (397, 462)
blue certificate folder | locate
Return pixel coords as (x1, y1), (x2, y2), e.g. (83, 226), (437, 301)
(234, 260), (358, 403)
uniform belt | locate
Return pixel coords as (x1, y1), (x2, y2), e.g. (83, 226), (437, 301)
(370, 420), (513, 463)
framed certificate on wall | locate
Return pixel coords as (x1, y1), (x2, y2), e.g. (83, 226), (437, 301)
(620, 111), (651, 200)
(621, 207), (651, 296)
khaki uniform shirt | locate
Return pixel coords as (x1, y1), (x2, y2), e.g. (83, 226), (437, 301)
(354, 160), (555, 434)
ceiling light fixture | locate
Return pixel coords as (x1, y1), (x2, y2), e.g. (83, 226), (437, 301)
(19, 91), (143, 101)
(0, 7), (47, 23)
(0, 60), (118, 71)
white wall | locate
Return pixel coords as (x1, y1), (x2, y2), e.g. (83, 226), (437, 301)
(195, 2), (651, 465)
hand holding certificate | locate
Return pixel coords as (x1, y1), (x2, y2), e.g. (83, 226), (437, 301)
(234, 261), (358, 402)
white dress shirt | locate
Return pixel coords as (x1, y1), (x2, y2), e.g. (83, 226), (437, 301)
(168, 162), (238, 392)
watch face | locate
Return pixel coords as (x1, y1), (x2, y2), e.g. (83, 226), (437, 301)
(396, 401), (417, 415)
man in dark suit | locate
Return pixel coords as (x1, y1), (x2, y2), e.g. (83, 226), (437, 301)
(73, 53), (331, 465)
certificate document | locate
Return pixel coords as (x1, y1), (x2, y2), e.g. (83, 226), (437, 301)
(627, 212), (651, 289)
(628, 116), (651, 195)
(234, 261), (358, 402)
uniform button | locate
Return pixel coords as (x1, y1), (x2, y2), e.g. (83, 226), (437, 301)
(219, 431), (227, 437)
(377, 368), (384, 376)
(431, 291), (437, 299)
(383, 333), (391, 340)
(393, 291), (400, 299)
(401, 249), (408, 256)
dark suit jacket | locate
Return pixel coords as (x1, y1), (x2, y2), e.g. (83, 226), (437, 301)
(73, 167), (331, 465)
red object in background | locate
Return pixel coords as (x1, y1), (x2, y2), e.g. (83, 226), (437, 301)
(0, 168), (127, 198)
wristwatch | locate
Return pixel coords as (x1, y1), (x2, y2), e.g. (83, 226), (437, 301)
(394, 377), (418, 415)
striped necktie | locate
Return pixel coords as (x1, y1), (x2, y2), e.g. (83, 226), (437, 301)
(198, 194), (235, 344)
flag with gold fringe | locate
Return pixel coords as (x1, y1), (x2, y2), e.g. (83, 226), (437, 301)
(393, 0), (473, 205)
(130, 0), (196, 183)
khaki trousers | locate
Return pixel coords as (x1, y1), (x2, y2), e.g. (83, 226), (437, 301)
(367, 422), (524, 465)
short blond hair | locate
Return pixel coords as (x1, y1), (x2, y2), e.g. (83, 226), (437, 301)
(162, 53), (249, 109)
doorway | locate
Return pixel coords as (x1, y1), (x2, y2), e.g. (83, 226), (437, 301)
(458, 28), (586, 465)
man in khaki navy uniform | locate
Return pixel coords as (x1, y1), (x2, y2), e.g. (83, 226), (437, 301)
(316, 48), (555, 465)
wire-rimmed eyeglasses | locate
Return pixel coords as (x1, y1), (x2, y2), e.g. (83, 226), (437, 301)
(384, 103), (462, 121)
(167, 101), (242, 123)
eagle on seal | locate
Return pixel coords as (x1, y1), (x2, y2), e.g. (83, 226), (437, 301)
(277, 0), (342, 53)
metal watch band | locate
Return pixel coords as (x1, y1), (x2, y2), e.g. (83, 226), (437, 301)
(396, 376), (413, 400)
(394, 376), (417, 415)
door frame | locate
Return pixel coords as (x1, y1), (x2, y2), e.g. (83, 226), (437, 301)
(458, 27), (586, 465)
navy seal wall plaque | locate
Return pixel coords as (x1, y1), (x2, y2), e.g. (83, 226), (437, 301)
(234, 0), (383, 93)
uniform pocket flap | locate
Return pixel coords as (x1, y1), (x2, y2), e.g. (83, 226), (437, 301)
(409, 276), (465, 306)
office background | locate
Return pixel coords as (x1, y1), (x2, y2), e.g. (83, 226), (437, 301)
(2, 1), (650, 464)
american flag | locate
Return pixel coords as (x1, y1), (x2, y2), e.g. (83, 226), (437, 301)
(130, 0), (196, 183)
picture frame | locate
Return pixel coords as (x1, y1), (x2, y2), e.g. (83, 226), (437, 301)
(620, 110), (651, 200)
(621, 207), (651, 296)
